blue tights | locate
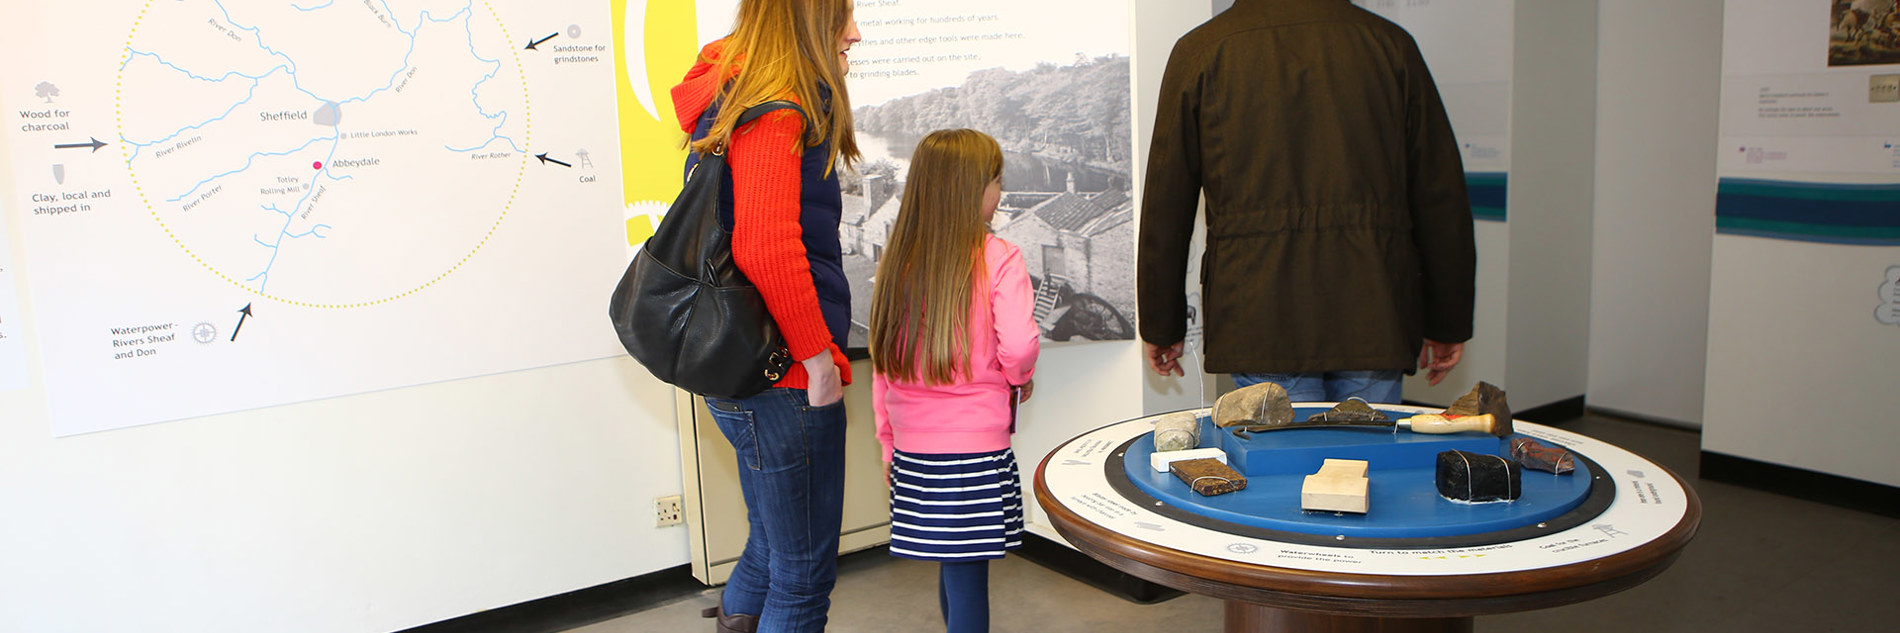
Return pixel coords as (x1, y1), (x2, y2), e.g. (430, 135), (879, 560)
(938, 561), (989, 633)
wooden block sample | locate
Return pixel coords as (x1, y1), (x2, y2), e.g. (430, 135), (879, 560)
(1302, 459), (1371, 513)
(1170, 458), (1247, 496)
(1316, 458), (1368, 479)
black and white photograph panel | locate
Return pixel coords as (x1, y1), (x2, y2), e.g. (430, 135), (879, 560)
(837, 0), (1136, 349)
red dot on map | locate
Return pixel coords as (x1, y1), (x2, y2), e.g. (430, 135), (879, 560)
(312, 161), (323, 170)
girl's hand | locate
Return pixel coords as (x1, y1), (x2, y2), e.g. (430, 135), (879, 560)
(883, 461), (892, 487)
(803, 351), (843, 407)
(1017, 380), (1034, 404)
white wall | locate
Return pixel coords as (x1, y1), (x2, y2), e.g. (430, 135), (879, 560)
(1497, 0), (1597, 412)
(1585, 0), (1723, 428)
(1409, 0), (1597, 412)
(1135, 0), (1221, 418)
(1703, 237), (1900, 487)
(1698, 0), (1900, 488)
(0, 346), (691, 633)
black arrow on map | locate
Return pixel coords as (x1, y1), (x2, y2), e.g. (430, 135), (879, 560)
(525, 33), (558, 50)
(230, 303), (253, 342)
(534, 153), (572, 167)
(54, 137), (108, 153)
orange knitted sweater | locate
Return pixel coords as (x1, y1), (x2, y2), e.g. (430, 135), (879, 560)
(670, 41), (850, 389)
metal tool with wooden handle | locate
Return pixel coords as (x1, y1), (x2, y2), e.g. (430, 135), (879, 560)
(1235, 413), (1510, 437)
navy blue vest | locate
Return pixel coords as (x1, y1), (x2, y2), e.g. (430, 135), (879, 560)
(687, 92), (850, 349)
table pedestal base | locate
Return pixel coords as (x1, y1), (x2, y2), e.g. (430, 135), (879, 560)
(1224, 601), (1474, 633)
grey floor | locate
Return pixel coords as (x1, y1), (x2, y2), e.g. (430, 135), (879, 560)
(576, 414), (1899, 632)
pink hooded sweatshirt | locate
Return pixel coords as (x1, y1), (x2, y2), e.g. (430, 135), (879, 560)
(873, 234), (1041, 462)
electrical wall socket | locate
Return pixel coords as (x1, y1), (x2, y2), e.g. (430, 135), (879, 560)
(655, 495), (683, 527)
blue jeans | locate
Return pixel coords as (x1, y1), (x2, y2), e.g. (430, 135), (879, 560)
(703, 388), (848, 633)
(1232, 370), (1404, 404)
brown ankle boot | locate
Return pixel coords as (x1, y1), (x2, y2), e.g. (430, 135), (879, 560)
(700, 605), (759, 633)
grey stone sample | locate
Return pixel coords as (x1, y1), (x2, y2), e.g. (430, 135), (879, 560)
(1151, 411), (1202, 452)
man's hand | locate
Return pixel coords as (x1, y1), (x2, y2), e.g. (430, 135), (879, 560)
(1145, 341), (1185, 377)
(802, 351), (843, 407)
(1417, 339), (1464, 386)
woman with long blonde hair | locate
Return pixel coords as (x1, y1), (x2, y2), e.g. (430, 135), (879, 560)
(870, 129), (1040, 633)
(667, 1), (860, 631)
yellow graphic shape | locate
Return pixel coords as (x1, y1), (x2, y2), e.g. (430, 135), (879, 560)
(614, 0), (697, 246)
(627, 200), (670, 246)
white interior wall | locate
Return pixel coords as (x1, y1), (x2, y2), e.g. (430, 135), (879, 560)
(1133, 0), (1221, 419)
(1408, 0), (1598, 412)
(0, 345), (689, 633)
(1698, 1), (1899, 488)
(1702, 237), (1900, 487)
(1498, 0), (1597, 412)
(1585, 0), (1723, 428)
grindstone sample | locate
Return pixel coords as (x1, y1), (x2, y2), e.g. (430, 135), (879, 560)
(1170, 458), (1248, 496)
(1151, 411), (1202, 452)
(1436, 450), (1522, 503)
(1213, 382), (1293, 428)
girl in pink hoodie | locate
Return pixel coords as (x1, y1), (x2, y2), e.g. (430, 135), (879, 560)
(869, 129), (1040, 633)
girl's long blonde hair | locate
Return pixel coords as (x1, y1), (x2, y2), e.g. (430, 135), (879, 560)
(870, 129), (1004, 385)
(690, 0), (860, 173)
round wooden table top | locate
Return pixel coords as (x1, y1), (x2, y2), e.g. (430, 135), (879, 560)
(1034, 405), (1701, 619)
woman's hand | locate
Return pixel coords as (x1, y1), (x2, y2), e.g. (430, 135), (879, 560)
(802, 351), (843, 407)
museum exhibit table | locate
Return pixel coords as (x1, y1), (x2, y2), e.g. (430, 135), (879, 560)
(1034, 404), (1700, 633)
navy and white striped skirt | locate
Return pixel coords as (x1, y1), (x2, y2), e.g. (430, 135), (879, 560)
(888, 449), (1024, 561)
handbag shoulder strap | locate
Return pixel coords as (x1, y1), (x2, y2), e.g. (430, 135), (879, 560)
(735, 99), (807, 130)
(704, 100), (809, 156)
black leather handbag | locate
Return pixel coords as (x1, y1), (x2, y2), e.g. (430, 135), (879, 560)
(609, 100), (801, 399)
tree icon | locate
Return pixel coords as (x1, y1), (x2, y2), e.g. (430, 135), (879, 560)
(35, 82), (59, 103)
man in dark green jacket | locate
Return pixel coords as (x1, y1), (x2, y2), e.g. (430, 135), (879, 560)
(1138, 0), (1475, 402)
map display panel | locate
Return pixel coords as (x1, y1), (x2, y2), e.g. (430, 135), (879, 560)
(2, 0), (626, 434)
